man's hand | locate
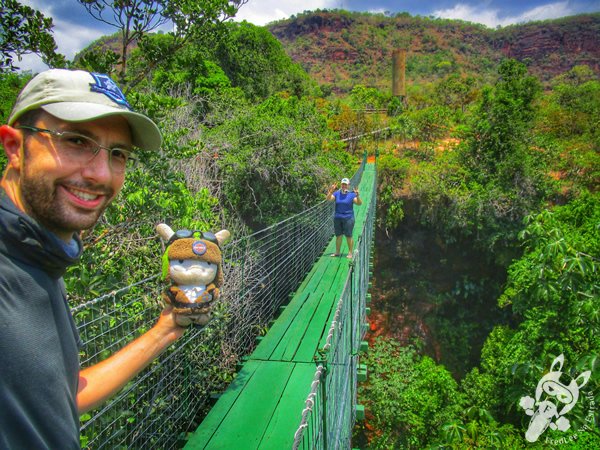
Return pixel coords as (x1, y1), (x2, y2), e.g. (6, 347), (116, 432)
(155, 305), (188, 338)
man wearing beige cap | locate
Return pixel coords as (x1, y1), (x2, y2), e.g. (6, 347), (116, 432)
(0, 69), (185, 449)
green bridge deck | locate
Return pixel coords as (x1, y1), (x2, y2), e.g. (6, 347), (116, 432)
(184, 163), (375, 450)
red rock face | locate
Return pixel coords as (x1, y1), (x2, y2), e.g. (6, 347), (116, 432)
(270, 12), (600, 86)
(494, 17), (600, 79)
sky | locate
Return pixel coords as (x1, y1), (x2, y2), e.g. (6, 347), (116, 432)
(16, 0), (600, 72)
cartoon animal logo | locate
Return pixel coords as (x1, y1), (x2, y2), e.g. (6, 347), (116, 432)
(156, 224), (230, 326)
(519, 354), (591, 442)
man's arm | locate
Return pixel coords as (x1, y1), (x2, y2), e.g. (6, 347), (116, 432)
(77, 306), (185, 414)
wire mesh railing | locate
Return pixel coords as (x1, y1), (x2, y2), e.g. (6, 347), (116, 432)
(292, 163), (376, 450)
(74, 157), (368, 449)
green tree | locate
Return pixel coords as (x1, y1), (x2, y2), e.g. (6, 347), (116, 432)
(211, 94), (352, 228)
(466, 192), (600, 429)
(410, 59), (551, 254)
(349, 84), (390, 111)
(212, 21), (314, 102)
(0, 71), (28, 168)
(77, 0), (165, 81)
(0, 0), (66, 71)
(463, 59), (542, 185)
(376, 153), (410, 229)
(0, 70), (27, 123)
(78, 0), (247, 86)
(357, 338), (463, 449)
(434, 72), (478, 113)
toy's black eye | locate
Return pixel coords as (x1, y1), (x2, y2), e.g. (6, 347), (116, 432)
(178, 259), (184, 264)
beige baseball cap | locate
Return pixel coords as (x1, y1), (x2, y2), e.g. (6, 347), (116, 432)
(8, 69), (162, 151)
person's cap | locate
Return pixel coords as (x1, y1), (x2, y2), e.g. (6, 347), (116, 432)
(341, 178), (350, 184)
(8, 69), (161, 151)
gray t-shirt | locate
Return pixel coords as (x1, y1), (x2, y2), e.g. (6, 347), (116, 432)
(0, 191), (82, 449)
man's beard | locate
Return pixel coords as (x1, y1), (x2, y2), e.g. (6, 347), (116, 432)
(20, 168), (114, 237)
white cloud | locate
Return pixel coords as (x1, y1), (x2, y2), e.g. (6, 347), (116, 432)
(52, 18), (108, 60)
(432, 1), (576, 28)
(15, 0), (108, 72)
(366, 8), (389, 15)
(15, 19), (107, 72)
(517, 2), (573, 22)
(234, 0), (339, 25)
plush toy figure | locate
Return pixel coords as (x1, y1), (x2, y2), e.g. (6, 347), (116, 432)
(156, 224), (231, 326)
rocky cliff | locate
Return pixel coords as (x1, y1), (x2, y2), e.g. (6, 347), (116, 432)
(494, 15), (600, 80)
(269, 11), (600, 91)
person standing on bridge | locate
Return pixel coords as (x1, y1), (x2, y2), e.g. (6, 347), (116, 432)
(327, 177), (362, 259)
(0, 69), (188, 449)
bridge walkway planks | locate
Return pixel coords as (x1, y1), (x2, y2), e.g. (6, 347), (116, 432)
(184, 163), (375, 449)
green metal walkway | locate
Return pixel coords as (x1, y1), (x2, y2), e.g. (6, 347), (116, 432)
(184, 163), (376, 450)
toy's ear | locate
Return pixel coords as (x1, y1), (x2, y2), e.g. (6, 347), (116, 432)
(215, 229), (231, 247)
(156, 223), (175, 242)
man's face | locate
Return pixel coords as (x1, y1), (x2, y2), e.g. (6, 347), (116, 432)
(341, 182), (349, 192)
(16, 112), (131, 240)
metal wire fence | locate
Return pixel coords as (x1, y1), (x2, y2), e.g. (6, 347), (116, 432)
(292, 162), (376, 450)
(73, 158), (367, 449)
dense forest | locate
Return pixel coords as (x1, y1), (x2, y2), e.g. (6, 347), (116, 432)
(1, 2), (598, 448)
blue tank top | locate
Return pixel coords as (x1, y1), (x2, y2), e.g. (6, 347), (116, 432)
(333, 190), (357, 219)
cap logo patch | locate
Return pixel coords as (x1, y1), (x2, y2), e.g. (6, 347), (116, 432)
(192, 240), (207, 256)
(89, 73), (131, 109)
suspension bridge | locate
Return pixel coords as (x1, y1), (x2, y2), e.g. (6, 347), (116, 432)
(74, 156), (376, 449)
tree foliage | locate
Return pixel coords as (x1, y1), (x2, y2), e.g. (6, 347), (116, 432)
(208, 93), (353, 227)
(462, 59), (541, 185)
(77, 0), (247, 86)
(376, 154), (410, 229)
(357, 338), (463, 449)
(212, 21), (316, 102)
(459, 192), (600, 437)
(409, 60), (551, 255)
(0, 0), (66, 71)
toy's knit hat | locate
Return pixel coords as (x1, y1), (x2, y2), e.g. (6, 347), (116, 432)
(167, 239), (222, 265)
(166, 238), (224, 286)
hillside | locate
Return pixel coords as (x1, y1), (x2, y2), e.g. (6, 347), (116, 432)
(268, 10), (600, 93)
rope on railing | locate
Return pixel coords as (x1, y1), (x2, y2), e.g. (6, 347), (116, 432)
(292, 365), (325, 450)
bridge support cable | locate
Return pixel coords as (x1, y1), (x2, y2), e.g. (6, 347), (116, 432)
(292, 163), (376, 450)
(73, 157), (368, 449)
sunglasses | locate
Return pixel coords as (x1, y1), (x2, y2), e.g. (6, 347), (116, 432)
(167, 229), (219, 247)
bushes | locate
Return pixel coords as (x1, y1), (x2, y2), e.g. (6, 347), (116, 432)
(357, 338), (463, 449)
(209, 94), (353, 228)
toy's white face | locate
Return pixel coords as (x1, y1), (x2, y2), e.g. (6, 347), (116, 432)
(169, 259), (217, 285)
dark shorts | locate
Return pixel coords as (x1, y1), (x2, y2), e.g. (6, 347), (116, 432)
(334, 217), (355, 237)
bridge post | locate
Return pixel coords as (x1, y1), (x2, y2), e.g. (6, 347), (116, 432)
(320, 361), (328, 450)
